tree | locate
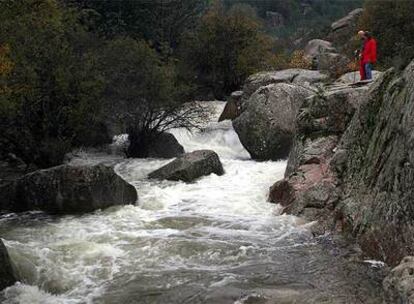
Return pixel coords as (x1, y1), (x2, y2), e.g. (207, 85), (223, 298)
(360, 0), (414, 69)
(67, 0), (208, 54)
(0, 0), (108, 168)
(98, 38), (206, 158)
(180, 1), (278, 98)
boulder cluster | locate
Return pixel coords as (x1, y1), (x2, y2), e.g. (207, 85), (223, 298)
(229, 69), (328, 160)
(267, 59), (414, 304)
(218, 7), (414, 301)
(303, 8), (364, 78)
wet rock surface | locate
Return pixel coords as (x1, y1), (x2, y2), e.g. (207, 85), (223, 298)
(336, 63), (414, 265)
(270, 59), (414, 269)
(218, 91), (242, 122)
(1, 164), (137, 214)
(0, 239), (16, 291)
(268, 82), (371, 230)
(148, 150), (224, 182)
(147, 132), (185, 159)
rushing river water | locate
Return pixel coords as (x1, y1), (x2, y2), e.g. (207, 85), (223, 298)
(1, 102), (384, 304)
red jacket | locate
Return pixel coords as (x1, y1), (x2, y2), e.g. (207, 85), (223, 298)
(362, 38), (377, 64)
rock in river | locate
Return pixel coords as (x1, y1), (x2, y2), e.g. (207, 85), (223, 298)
(233, 83), (312, 160)
(148, 150), (224, 182)
(1, 164), (137, 214)
(0, 239), (17, 291)
(147, 132), (185, 159)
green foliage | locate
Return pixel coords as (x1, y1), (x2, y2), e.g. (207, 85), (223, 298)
(0, 0), (210, 166)
(360, 0), (414, 69)
(68, 0), (208, 54)
(222, 0), (362, 38)
(180, 1), (277, 98)
(98, 37), (206, 157)
(222, 0), (300, 20)
(0, 0), (108, 168)
(0, 0), (382, 168)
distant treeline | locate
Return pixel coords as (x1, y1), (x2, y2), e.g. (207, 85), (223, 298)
(0, 0), (412, 169)
(222, 0), (362, 31)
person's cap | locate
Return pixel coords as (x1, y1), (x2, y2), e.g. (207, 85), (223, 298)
(358, 30), (365, 36)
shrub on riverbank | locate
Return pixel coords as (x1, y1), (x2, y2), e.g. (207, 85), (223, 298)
(0, 0), (109, 168)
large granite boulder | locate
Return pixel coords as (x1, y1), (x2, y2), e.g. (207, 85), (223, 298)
(316, 52), (351, 78)
(107, 133), (184, 158)
(221, 69), (328, 123)
(1, 164), (137, 214)
(383, 256), (414, 304)
(328, 8), (364, 52)
(304, 39), (336, 60)
(0, 239), (17, 291)
(304, 39), (351, 78)
(242, 69), (328, 100)
(331, 8), (364, 33)
(147, 133), (184, 159)
(233, 83), (313, 160)
(148, 150), (224, 182)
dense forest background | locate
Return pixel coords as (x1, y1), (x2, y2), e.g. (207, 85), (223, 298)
(0, 0), (413, 169)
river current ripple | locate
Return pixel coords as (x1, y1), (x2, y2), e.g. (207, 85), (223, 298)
(0, 102), (384, 303)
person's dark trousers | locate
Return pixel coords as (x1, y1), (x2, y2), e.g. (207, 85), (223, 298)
(364, 63), (373, 80)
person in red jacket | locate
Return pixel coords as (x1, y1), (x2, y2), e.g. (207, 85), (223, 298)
(358, 31), (377, 81)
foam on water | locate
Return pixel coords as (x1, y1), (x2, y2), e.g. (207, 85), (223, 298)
(169, 101), (249, 160)
(0, 102), (383, 304)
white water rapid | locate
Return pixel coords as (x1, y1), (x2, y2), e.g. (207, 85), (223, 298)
(0, 102), (383, 304)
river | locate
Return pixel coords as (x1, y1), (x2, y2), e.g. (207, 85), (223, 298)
(0, 102), (384, 303)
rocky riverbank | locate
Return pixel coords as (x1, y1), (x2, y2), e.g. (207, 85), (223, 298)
(269, 61), (414, 265)
(219, 38), (414, 302)
(267, 60), (414, 302)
